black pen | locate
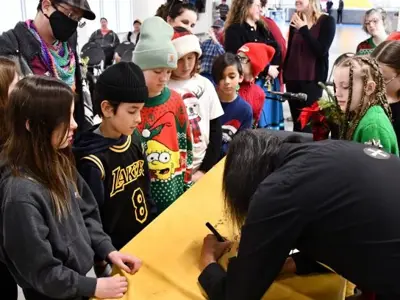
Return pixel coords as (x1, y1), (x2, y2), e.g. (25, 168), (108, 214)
(206, 222), (225, 242)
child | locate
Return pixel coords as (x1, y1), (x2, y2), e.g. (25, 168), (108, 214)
(212, 53), (253, 157)
(0, 57), (20, 300)
(236, 43), (276, 128)
(169, 26), (224, 182)
(0, 76), (141, 300)
(73, 62), (157, 272)
(334, 55), (399, 155)
(132, 17), (193, 213)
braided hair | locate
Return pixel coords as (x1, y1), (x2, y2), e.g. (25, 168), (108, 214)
(337, 56), (391, 140)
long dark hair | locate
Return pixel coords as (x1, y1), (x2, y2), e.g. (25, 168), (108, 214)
(223, 129), (284, 228)
(2, 76), (77, 220)
(156, 0), (198, 21)
(0, 57), (20, 147)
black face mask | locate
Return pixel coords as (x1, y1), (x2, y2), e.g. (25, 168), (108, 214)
(43, 8), (78, 42)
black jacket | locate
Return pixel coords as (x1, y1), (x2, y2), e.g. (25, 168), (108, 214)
(0, 22), (91, 132)
(199, 139), (400, 299)
(73, 126), (157, 250)
(0, 166), (115, 299)
(126, 31), (140, 45)
(283, 15), (336, 84)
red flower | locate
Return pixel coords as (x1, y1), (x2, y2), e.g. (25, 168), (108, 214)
(298, 102), (330, 141)
(298, 102), (323, 129)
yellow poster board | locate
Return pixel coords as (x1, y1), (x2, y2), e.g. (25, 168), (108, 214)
(92, 159), (346, 300)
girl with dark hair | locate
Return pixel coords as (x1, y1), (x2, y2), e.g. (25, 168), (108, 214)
(156, 0), (198, 32)
(212, 53), (253, 157)
(198, 129), (400, 300)
(371, 41), (400, 148)
(333, 55), (398, 155)
(0, 56), (20, 300)
(0, 76), (142, 300)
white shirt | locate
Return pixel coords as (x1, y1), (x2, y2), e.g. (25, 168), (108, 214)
(169, 74), (224, 172)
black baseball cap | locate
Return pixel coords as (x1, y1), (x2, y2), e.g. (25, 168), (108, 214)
(58, 0), (96, 20)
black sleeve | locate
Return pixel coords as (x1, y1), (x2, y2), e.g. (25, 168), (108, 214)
(199, 118), (222, 173)
(224, 25), (246, 54)
(76, 174), (116, 260)
(291, 252), (332, 275)
(198, 180), (306, 300)
(298, 16), (336, 59)
(2, 193), (97, 298)
(88, 30), (97, 43)
(78, 161), (105, 207)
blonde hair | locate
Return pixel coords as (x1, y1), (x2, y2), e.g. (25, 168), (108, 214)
(225, 0), (268, 30)
(336, 56), (390, 140)
(362, 8), (391, 35)
(298, 0), (323, 24)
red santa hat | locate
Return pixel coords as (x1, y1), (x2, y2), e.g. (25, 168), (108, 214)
(172, 27), (202, 59)
(387, 31), (400, 41)
(141, 112), (179, 152)
(237, 43), (276, 78)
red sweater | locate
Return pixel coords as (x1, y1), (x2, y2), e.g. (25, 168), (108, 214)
(239, 82), (265, 127)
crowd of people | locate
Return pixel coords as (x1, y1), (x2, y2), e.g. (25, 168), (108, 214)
(0, 0), (399, 299)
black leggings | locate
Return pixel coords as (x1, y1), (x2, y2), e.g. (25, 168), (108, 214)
(286, 80), (323, 133)
(0, 262), (17, 300)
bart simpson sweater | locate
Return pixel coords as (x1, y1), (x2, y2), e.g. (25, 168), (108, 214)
(352, 105), (399, 156)
(136, 87), (193, 213)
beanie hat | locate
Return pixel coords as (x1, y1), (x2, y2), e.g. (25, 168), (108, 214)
(95, 62), (148, 104)
(132, 17), (178, 70)
(172, 27), (202, 59)
(387, 31), (400, 41)
(237, 43), (276, 78)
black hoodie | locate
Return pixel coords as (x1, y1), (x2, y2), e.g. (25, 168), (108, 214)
(0, 164), (115, 299)
(74, 125), (157, 250)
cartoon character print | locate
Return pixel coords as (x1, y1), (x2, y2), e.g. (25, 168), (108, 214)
(222, 119), (241, 143)
(141, 112), (181, 181)
(182, 86), (205, 145)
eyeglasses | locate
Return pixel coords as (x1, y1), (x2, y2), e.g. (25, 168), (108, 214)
(54, 3), (83, 22)
(364, 18), (380, 26)
(384, 73), (399, 85)
(236, 55), (250, 64)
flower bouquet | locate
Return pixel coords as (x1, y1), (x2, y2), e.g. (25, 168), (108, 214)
(298, 83), (343, 141)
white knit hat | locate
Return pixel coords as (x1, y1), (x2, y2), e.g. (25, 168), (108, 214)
(171, 27), (202, 59)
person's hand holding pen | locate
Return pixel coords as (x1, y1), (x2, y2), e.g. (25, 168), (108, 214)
(199, 223), (232, 270)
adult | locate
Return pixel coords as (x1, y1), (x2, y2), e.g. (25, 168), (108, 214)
(356, 8), (389, 56)
(198, 129), (400, 300)
(283, 0), (336, 132)
(156, 0), (198, 32)
(0, 0), (95, 132)
(216, 0), (230, 21)
(337, 0), (344, 24)
(326, 0), (333, 16)
(126, 19), (142, 45)
(224, 0), (283, 130)
(371, 41), (400, 148)
(89, 17), (120, 68)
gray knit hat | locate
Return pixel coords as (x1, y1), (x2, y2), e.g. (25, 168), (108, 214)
(132, 17), (177, 70)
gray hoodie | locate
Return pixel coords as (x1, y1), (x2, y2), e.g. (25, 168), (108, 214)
(0, 166), (116, 299)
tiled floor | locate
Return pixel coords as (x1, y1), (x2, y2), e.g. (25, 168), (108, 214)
(16, 23), (369, 300)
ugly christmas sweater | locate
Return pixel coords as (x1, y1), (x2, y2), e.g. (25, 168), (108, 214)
(352, 105), (399, 156)
(136, 87), (193, 213)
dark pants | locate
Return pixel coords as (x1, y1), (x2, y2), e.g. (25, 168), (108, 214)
(24, 289), (88, 300)
(337, 10), (343, 23)
(1, 262), (17, 299)
(286, 80), (323, 133)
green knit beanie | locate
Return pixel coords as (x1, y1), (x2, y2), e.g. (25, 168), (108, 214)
(132, 16), (178, 70)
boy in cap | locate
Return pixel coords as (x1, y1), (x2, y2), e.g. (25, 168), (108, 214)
(237, 43), (276, 127)
(200, 19), (226, 84)
(132, 16), (193, 213)
(74, 62), (157, 276)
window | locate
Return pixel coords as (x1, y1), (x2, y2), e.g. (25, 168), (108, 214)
(118, 0), (133, 33)
(0, 0), (22, 32)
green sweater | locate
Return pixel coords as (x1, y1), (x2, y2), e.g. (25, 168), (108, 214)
(352, 105), (399, 156)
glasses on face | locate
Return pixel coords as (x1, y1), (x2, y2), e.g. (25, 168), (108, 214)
(237, 55), (250, 64)
(364, 18), (380, 27)
(384, 73), (399, 85)
(54, 3), (83, 22)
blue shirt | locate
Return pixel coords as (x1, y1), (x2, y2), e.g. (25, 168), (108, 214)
(220, 95), (253, 156)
